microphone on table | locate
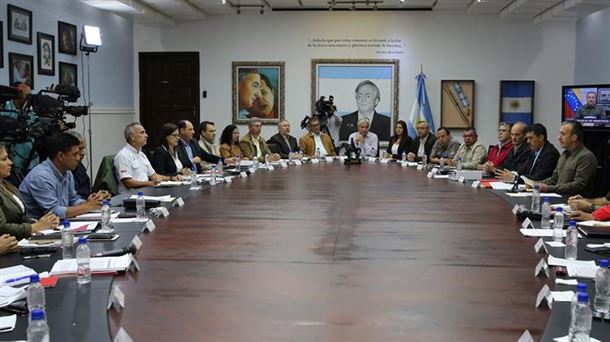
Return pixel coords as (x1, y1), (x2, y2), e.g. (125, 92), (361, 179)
(93, 244), (137, 258)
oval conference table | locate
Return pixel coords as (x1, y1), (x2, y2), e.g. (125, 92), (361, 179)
(109, 162), (554, 341)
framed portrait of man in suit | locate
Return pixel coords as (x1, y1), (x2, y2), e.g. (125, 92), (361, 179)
(232, 61), (285, 125)
(311, 59), (399, 143)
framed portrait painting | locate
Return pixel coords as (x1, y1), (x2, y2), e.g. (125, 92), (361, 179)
(7, 4), (32, 45)
(9, 53), (34, 89)
(58, 21), (77, 55)
(440, 80), (475, 129)
(37, 32), (55, 75)
(232, 61), (285, 125)
(59, 62), (77, 87)
(499, 80), (535, 126)
(311, 59), (399, 143)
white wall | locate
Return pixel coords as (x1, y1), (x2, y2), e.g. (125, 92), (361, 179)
(575, 7), (610, 84)
(134, 11), (576, 148)
(1, 0), (135, 177)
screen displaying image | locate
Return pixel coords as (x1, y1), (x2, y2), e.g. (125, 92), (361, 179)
(563, 84), (610, 128)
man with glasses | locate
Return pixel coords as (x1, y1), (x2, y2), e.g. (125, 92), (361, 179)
(448, 127), (487, 169)
(299, 116), (336, 157)
(479, 122), (513, 173)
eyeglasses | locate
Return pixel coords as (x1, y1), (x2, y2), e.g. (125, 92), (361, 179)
(170, 133), (180, 138)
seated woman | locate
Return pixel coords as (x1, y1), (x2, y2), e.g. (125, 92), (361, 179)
(151, 123), (193, 178)
(219, 124), (246, 160)
(0, 143), (59, 239)
(385, 120), (412, 160)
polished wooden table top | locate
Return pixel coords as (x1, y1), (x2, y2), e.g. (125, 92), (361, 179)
(112, 163), (548, 340)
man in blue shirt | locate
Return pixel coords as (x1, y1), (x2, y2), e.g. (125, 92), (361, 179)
(19, 132), (109, 219)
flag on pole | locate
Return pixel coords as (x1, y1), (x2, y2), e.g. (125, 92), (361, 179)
(407, 72), (435, 139)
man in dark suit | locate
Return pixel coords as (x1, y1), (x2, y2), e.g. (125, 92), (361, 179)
(488, 122), (531, 175)
(407, 120), (436, 162)
(339, 80), (391, 142)
(498, 123), (559, 182)
(267, 120), (299, 159)
(177, 120), (223, 173)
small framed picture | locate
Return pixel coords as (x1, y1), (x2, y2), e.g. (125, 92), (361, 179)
(9, 53), (34, 89)
(37, 32), (55, 75)
(499, 80), (535, 126)
(58, 21), (77, 55)
(59, 62), (77, 87)
(7, 4), (32, 45)
(441, 80), (475, 129)
(232, 61), (285, 125)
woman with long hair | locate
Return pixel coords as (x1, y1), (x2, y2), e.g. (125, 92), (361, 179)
(219, 124), (246, 159)
(385, 120), (412, 159)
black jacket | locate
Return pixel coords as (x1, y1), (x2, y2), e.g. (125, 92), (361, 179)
(516, 142), (560, 181)
(386, 136), (413, 159)
(502, 143), (532, 172)
(267, 133), (300, 159)
(339, 112), (391, 141)
(72, 161), (91, 199)
(409, 134), (437, 162)
(151, 146), (191, 177)
(177, 139), (221, 173)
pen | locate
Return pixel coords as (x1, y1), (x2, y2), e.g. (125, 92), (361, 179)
(2, 274), (34, 285)
(22, 254), (52, 260)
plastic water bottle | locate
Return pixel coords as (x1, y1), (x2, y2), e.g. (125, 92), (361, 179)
(61, 220), (74, 259)
(298, 151), (303, 162)
(253, 157), (259, 170)
(76, 237), (91, 285)
(217, 160), (224, 177)
(100, 200), (113, 233)
(27, 309), (49, 342)
(401, 152), (406, 162)
(439, 157), (444, 172)
(569, 293), (592, 342)
(189, 172), (198, 190)
(235, 155), (241, 169)
(422, 154), (428, 169)
(264, 154), (270, 168)
(136, 192), (146, 221)
(456, 157), (463, 171)
(565, 220), (578, 260)
(210, 164), (217, 185)
(594, 259), (610, 315)
(288, 152), (293, 164)
(316, 148), (321, 159)
(27, 274), (45, 313)
(531, 185), (541, 212)
(572, 283), (588, 313)
(541, 198), (551, 229)
(552, 207), (564, 241)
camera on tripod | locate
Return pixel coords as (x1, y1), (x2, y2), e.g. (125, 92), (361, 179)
(300, 95), (337, 131)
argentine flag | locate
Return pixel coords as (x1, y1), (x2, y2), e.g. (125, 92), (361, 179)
(500, 82), (534, 126)
(407, 73), (435, 139)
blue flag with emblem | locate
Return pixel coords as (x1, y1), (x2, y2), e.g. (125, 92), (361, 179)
(407, 72), (435, 139)
(500, 81), (535, 126)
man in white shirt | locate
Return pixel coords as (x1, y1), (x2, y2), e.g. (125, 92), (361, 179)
(348, 119), (378, 157)
(114, 122), (170, 193)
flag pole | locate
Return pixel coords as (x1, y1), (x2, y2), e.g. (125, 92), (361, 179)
(420, 64), (423, 75)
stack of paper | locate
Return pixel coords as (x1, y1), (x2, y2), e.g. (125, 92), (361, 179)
(0, 265), (37, 287)
(154, 180), (187, 187)
(520, 229), (567, 238)
(577, 220), (610, 228)
(50, 254), (133, 276)
(129, 195), (174, 203)
(547, 255), (596, 268)
(74, 211), (120, 221)
(506, 192), (562, 198)
(0, 286), (27, 308)
(489, 182), (514, 190)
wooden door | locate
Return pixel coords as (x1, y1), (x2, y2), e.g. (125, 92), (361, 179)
(139, 52), (200, 151)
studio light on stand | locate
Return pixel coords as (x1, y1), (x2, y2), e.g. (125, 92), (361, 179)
(79, 25), (102, 181)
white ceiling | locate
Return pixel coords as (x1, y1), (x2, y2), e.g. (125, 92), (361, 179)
(79, 0), (610, 24)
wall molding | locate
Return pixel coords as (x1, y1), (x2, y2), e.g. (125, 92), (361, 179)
(89, 107), (135, 115)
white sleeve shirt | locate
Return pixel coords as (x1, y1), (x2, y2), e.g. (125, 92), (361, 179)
(114, 144), (155, 193)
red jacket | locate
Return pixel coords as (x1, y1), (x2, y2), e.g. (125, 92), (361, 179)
(487, 142), (513, 168)
(593, 205), (610, 221)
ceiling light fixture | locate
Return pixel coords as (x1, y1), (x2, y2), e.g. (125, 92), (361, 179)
(260, 6), (264, 14)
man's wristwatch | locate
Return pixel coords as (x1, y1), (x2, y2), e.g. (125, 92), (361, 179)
(588, 204), (595, 213)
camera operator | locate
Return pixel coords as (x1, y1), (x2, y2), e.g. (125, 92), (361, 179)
(0, 83), (39, 181)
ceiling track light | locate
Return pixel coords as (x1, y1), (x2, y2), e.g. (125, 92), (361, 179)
(260, 6), (264, 14)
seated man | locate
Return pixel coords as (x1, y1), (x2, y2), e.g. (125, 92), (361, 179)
(480, 122), (513, 173)
(429, 127), (460, 164)
(407, 120), (436, 162)
(496, 123), (558, 182)
(178, 120), (223, 173)
(239, 118), (280, 162)
(66, 130), (91, 199)
(267, 120), (300, 159)
(535, 121), (597, 197)
(348, 119), (378, 157)
(492, 122), (531, 174)
(19, 132), (109, 219)
(448, 127), (487, 169)
(299, 115), (336, 157)
(114, 122), (171, 193)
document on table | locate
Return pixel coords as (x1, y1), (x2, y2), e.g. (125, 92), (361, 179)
(0, 286), (26, 308)
(154, 180), (187, 187)
(37, 221), (99, 235)
(0, 314), (16, 332)
(433, 174), (449, 179)
(129, 194), (174, 202)
(520, 229), (567, 237)
(554, 336), (601, 342)
(0, 265), (37, 286)
(520, 176), (536, 187)
(547, 255), (596, 268)
(577, 220), (610, 228)
(74, 211), (120, 220)
(550, 291), (574, 302)
(112, 218), (142, 223)
(489, 182), (513, 190)
(50, 254), (132, 276)
(567, 264), (599, 279)
(506, 192), (562, 198)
